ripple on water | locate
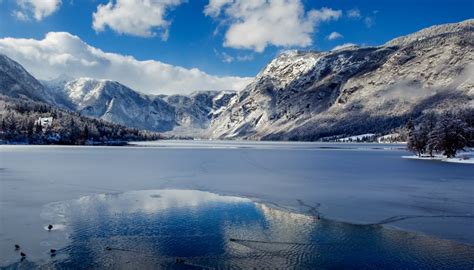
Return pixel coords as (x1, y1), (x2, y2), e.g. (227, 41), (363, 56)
(6, 189), (474, 269)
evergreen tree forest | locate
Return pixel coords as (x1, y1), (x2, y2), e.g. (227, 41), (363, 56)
(407, 109), (474, 158)
(0, 95), (161, 145)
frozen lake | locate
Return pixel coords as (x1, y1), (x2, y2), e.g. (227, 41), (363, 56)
(1, 141), (473, 267)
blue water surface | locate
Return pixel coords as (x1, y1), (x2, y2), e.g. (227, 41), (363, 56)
(6, 189), (473, 269)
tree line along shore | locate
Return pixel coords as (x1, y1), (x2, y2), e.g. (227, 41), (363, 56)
(0, 95), (161, 145)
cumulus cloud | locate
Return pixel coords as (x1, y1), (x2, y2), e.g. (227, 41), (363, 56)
(14, 0), (62, 21)
(92, 0), (184, 39)
(204, 0), (341, 52)
(0, 32), (252, 94)
(327, 32), (343, 40)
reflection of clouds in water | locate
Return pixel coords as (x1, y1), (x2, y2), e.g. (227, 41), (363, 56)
(258, 203), (314, 224)
(41, 190), (257, 268)
(30, 190), (474, 268)
(75, 189), (251, 215)
(41, 190), (253, 238)
(257, 203), (316, 240)
(224, 203), (316, 247)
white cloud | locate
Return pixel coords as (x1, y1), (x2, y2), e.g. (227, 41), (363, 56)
(203, 0), (231, 17)
(331, 43), (357, 51)
(221, 53), (234, 63)
(12, 10), (29, 21)
(327, 32), (343, 40)
(215, 50), (234, 63)
(92, 0), (184, 39)
(215, 49), (254, 63)
(347, 8), (376, 28)
(236, 54), (254, 62)
(205, 0), (341, 52)
(0, 32), (252, 94)
(14, 0), (62, 21)
(347, 8), (361, 19)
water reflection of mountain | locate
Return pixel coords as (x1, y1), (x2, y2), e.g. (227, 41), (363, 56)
(16, 190), (472, 269)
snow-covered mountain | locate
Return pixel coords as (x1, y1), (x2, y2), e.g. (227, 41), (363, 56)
(2, 19), (473, 140)
(49, 78), (177, 131)
(0, 54), (55, 104)
(0, 54), (235, 134)
(160, 91), (237, 136)
(208, 19), (474, 140)
(42, 77), (236, 134)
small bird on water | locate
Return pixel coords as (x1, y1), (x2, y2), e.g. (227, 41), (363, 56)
(20, 252), (26, 257)
(50, 249), (57, 254)
(14, 244), (20, 250)
(48, 224), (53, 231)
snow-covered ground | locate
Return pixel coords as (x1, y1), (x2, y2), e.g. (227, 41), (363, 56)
(336, 133), (376, 142)
(131, 140), (407, 150)
(0, 141), (473, 266)
(403, 151), (474, 164)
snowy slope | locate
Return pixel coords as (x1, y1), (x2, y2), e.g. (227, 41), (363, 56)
(44, 77), (176, 131)
(0, 54), (55, 103)
(43, 77), (236, 133)
(209, 19), (474, 140)
(162, 91), (236, 133)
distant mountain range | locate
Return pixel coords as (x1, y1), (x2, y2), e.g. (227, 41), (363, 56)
(40, 77), (237, 135)
(1, 19), (473, 141)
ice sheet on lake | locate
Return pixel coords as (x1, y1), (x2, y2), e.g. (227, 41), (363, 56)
(0, 142), (473, 266)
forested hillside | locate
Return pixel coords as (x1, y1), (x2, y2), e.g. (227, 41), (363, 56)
(0, 95), (160, 145)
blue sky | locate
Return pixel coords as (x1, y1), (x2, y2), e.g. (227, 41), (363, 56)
(0, 0), (472, 94)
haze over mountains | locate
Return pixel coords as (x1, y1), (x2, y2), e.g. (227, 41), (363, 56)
(1, 19), (473, 141)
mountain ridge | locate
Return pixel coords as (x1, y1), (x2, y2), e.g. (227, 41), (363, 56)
(1, 19), (473, 140)
(41, 76), (237, 134)
(208, 19), (474, 140)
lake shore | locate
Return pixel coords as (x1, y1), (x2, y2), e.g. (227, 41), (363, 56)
(402, 153), (474, 165)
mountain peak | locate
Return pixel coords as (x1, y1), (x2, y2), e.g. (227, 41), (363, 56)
(209, 19), (474, 140)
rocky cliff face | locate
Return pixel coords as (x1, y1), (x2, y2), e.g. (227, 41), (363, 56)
(208, 19), (474, 140)
(161, 91), (237, 136)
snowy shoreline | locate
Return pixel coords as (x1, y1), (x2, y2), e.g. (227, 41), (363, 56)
(402, 153), (474, 164)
